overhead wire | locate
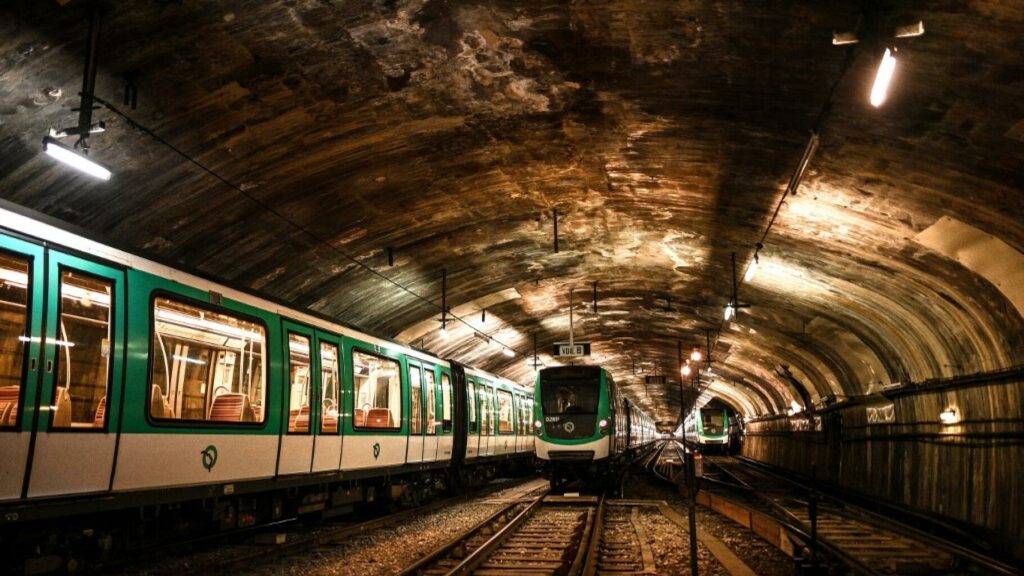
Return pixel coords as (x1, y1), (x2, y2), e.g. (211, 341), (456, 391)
(93, 95), (543, 367)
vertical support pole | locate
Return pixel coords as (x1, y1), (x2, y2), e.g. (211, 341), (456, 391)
(810, 462), (819, 570)
(687, 449), (699, 576)
(441, 268), (447, 330)
(77, 4), (102, 150)
(553, 208), (559, 253)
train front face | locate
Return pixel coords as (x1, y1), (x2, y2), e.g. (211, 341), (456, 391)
(533, 366), (611, 466)
(697, 408), (730, 451)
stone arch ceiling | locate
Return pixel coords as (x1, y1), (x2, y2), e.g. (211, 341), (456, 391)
(1, 0), (1022, 427)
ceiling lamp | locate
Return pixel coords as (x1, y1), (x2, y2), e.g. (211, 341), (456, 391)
(44, 6), (113, 180)
(743, 249), (760, 283)
(939, 407), (959, 425)
(43, 136), (111, 181)
(502, 347), (515, 358)
(681, 364), (692, 377)
(690, 349), (702, 363)
(870, 47), (897, 107)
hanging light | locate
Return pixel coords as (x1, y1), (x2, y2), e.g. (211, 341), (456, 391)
(724, 302), (735, 321)
(43, 136), (112, 181)
(744, 252), (760, 282)
(681, 364), (692, 377)
(439, 320), (449, 339)
(939, 407), (959, 425)
(690, 349), (702, 363)
(870, 47), (897, 107)
(502, 347), (515, 358)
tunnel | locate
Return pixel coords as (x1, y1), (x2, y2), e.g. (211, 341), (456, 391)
(0, 1), (1022, 574)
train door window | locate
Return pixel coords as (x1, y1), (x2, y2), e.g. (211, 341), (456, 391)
(424, 368), (437, 435)
(497, 389), (513, 434)
(467, 379), (477, 433)
(440, 373), (452, 432)
(52, 271), (112, 429)
(0, 254), (30, 428)
(320, 341), (340, 434)
(352, 350), (401, 430)
(479, 385), (491, 436)
(286, 334), (311, 434)
(409, 365), (422, 434)
(150, 297), (267, 424)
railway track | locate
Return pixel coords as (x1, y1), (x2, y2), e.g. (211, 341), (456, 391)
(703, 456), (1019, 576)
(128, 477), (550, 576)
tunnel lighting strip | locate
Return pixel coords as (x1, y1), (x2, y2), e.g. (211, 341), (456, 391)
(91, 95), (539, 368)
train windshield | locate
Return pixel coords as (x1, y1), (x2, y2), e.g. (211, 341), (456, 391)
(701, 409), (726, 434)
(539, 368), (601, 415)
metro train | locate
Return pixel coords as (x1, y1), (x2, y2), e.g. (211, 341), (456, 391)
(533, 366), (656, 487)
(0, 205), (536, 567)
(683, 404), (740, 454)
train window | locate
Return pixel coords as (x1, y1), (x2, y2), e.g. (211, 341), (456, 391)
(0, 254), (30, 429)
(320, 342), (340, 434)
(440, 373), (452, 432)
(479, 385), (492, 436)
(52, 271), (112, 429)
(286, 334), (311, 434)
(497, 390), (513, 434)
(410, 365), (422, 434)
(352, 350), (401, 430)
(424, 368), (437, 435)
(150, 297), (266, 424)
(467, 379), (477, 433)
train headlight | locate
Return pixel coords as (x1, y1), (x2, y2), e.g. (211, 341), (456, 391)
(533, 420), (543, 434)
(599, 419), (608, 428)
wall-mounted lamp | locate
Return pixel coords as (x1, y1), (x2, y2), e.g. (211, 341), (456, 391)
(939, 407), (959, 425)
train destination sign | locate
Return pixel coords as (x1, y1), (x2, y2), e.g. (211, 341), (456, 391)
(552, 342), (591, 357)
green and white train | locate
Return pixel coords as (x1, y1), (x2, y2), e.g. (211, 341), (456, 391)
(533, 366), (656, 486)
(0, 204), (535, 565)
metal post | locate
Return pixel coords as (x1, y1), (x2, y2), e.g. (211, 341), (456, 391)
(809, 462), (818, 570)
(553, 208), (559, 253)
(77, 4), (102, 150)
(687, 450), (699, 576)
(441, 268), (447, 328)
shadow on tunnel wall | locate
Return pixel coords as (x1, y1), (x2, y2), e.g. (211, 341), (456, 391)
(742, 368), (1024, 563)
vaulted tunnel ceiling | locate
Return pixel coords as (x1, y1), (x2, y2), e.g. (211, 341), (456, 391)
(1, 0), (1022, 427)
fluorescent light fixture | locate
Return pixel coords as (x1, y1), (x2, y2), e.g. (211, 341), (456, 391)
(20, 336), (74, 347)
(0, 269), (29, 288)
(744, 254), (759, 282)
(939, 407), (959, 425)
(42, 136), (112, 181)
(870, 48), (897, 107)
(438, 325), (449, 339)
(173, 354), (207, 366)
(724, 303), (735, 321)
(502, 347), (515, 358)
(787, 400), (802, 416)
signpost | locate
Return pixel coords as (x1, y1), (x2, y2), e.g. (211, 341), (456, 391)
(552, 342), (591, 357)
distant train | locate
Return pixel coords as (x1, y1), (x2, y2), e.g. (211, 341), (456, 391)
(683, 405), (741, 454)
(533, 366), (656, 487)
(0, 205), (535, 569)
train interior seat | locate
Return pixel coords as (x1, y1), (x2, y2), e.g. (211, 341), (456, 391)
(92, 396), (106, 427)
(0, 385), (18, 425)
(288, 405), (310, 432)
(209, 393), (247, 422)
(365, 408), (392, 428)
(354, 408), (366, 427)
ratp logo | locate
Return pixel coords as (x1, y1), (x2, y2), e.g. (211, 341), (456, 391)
(201, 445), (218, 472)
(563, 421), (575, 433)
(372, 442), (381, 460)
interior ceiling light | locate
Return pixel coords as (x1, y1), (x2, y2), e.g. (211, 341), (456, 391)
(44, 5), (113, 180)
(870, 47), (897, 107)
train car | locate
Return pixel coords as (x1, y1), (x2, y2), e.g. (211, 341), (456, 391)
(0, 204), (534, 568)
(683, 404), (736, 454)
(532, 365), (655, 487)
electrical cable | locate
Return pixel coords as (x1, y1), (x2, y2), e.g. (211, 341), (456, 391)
(93, 95), (542, 367)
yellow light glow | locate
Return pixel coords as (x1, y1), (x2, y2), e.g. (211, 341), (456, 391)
(870, 48), (897, 107)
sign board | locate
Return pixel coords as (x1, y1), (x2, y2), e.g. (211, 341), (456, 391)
(645, 375), (667, 385)
(552, 342), (591, 357)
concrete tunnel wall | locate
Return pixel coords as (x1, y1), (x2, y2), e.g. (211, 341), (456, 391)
(741, 372), (1024, 561)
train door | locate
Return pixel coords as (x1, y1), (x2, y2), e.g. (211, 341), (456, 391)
(466, 377), (479, 459)
(479, 384), (493, 456)
(437, 370), (453, 460)
(26, 251), (125, 498)
(312, 332), (342, 472)
(0, 237), (44, 501)
(277, 322), (317, 475)
(422, 365), (439, 462)
(405, 361), (424, 464)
